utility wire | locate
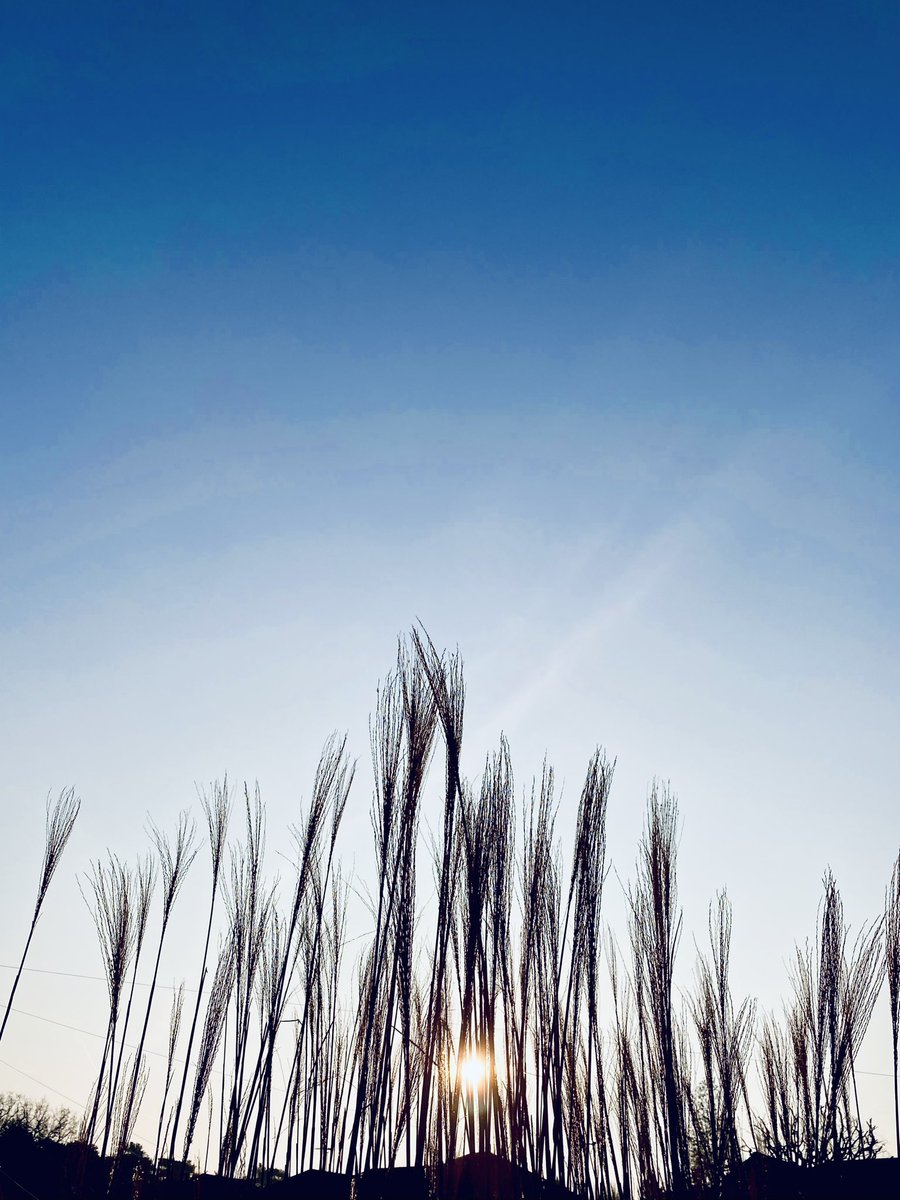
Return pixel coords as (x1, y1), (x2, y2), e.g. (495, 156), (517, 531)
(8, 1007), (203, 1068)
(2, 1007), (290, 1096)
(0, 1162), (43, 1200)
(0, 964), (195, 991)
(0, 1057), (84, 1110)
(9, 1007), (106, 1043)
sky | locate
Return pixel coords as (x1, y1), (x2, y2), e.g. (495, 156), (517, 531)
(2, 0), (900, 1154)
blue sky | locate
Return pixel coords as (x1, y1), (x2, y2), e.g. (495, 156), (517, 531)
(2, 0), (900, 1148)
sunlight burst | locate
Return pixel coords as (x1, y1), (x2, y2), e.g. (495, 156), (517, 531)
(457, 1051), (488, 1094)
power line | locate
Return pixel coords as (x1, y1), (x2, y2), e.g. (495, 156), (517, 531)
(0, 1162), (44, 1200)
(0, 964), (195, 991)
(2, 1007), (287, 1096)
(10, 1008), (105, 1043)
(0, 1057), (84, 1111)
(6, 973), (899, 1084)
(9, 1007), (192, 1066)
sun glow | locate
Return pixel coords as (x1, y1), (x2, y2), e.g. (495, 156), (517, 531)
(457, 1051), (488, 1094)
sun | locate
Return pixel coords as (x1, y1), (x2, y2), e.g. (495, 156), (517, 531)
(457, 1051), (488, 1094)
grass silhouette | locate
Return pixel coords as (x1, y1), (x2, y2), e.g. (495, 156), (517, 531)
(5, 631), (897, 1199)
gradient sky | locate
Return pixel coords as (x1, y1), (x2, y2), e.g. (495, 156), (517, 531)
(2, 1), (900, 1150)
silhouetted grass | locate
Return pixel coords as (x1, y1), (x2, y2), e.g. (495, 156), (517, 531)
(0, 789), (81, 1047)
(886, 851), (900, 1157)
(25, 628), (893, 1198)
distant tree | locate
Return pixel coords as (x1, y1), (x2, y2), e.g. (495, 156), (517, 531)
(120, 1141), (153, 1174)
(0, 1092), (78, 1143)
(107, 1139), (154, 1197)
(156, 1154), (195, 1181)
